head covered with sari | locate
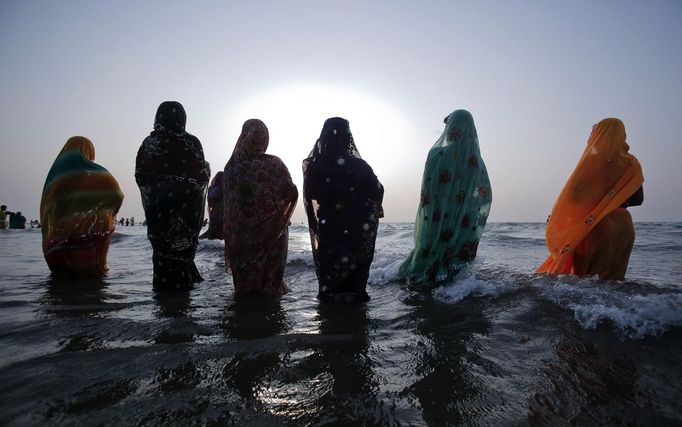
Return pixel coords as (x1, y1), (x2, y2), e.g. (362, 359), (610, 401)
(303, 117), (384, 303)
(537, 118), (644, 276)
(41, 136), (124, 276)
(136, 101), (210, 291)
(400, 109), (492, 284)
(223, 119), (298, 296)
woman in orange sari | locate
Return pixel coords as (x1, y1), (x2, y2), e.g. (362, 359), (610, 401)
(537, 118), (644, 280)
(40, 136), (124, 277)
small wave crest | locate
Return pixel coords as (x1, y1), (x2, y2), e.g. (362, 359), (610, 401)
(433, 262), (521, 303)
(197, 239), (225, 252)
(110, 233), (132, 244)
(408, 259), (682, 339)
(287, 251), (314, 266)
(534, 277), (682, 339)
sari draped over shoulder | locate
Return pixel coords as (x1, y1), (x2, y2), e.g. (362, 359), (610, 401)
(223, 119), (298, 296)
(303, 117), (384, 303)
(40, 136), (124, 277)
(135, 101), (210, 291)
(200, 171), (224, 239)
(537, 118), (644, 280)
(399, 110), (492, 285)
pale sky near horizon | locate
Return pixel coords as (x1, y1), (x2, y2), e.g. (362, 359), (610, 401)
(1, 0), (680, 223)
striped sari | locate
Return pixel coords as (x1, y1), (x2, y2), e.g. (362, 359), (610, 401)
(40, 136), (124, 277)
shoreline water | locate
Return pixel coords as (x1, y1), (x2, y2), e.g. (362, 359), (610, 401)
(1, 222), (681, 425)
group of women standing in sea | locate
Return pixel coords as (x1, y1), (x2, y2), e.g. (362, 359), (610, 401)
(38, 101), (643, 301)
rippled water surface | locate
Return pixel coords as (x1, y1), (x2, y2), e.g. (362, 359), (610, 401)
(1, 223), (681, 425)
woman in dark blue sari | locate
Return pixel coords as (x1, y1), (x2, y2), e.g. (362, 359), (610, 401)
(303, 117), (384, 303)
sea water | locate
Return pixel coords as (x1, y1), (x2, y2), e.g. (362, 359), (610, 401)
(1, 223), (681, 425)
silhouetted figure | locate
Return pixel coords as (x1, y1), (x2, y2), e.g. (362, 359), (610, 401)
(9, 211), (26, 229)
(224, 119), (297, 296)
(303, 117), (383, 303)
(135, 101), (210, 291)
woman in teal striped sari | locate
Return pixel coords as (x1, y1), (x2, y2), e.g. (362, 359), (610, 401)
(400, 110), (492, 285)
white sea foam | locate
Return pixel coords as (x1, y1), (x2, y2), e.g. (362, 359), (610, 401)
(536, 277), (682, 339)
(434, 269), (501, 303)
(368, 259), (403, 284)
(433, 261), (520, 304)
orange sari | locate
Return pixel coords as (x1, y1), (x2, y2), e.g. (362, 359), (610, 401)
(537, 118), (644, 280)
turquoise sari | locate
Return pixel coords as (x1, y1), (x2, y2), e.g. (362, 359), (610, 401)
(400, 110), (492, 285)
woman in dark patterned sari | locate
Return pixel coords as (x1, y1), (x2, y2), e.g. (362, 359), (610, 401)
(303, 117), (384, 303)
(223, 119), (298, 296)
(135, 101), (210, 291)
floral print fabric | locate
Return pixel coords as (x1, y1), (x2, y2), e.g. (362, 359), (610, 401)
(399, 110), (492, 285)
(223, 119), (298, 296)
(303, 117), (384, 303)
(135, 102), (210, 291)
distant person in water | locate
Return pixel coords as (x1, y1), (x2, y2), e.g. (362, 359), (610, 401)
(40, 136), (124, 277)
(224, 119), (298, 296)
(200, 171), (224, 240)
(0, 205), (12, 230)
(130, 217), (135, 226)
(303, 117), (384, 303)
(125, 218), (130, 226)
(9, 211), (26, 229)
(136, 101), (210, 291)
(400, 110), (492, 285)
(537, 118), (644, 280)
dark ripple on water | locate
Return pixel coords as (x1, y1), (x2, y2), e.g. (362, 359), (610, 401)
(0, 224), (681, 425)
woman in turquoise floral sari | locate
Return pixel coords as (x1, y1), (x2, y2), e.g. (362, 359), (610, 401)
(400, 110), (492, 285)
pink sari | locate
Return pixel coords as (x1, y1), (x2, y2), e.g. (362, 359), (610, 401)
(223, 119), (298, 296)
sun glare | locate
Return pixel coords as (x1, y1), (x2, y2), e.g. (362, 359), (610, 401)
(224, 84), (412, 191)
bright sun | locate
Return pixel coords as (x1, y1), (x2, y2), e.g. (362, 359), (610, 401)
(224, 83), (412, 195)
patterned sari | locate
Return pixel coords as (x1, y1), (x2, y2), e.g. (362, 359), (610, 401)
(200, 171), (224, 240)
(135, 101), (210, 291)
(537, 118), (644, 280)
(399, 110), (492, 285)
(303, 117), (384, 303)
(224, 119), (298, 296)
(40, 136), (124, 277)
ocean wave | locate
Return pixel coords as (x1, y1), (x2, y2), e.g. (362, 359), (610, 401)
(395, 259), (682, 339)
(434, 267), (506, 303)
(483, 234), (545, 244)
(287, 251), (314, 266)
(533, 276), (682, 339)
(110, 233), (132, 244)
(197, 239), (225, 252)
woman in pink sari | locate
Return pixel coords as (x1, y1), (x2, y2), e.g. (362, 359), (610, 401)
(223, 119), (298, 296)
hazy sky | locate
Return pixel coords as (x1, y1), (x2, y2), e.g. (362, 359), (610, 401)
(1, 0), (680, 223)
